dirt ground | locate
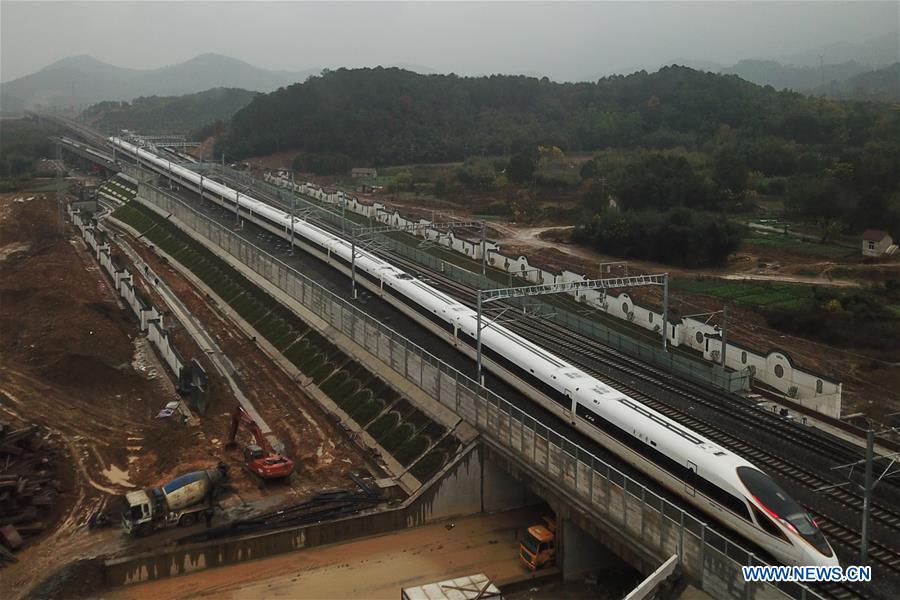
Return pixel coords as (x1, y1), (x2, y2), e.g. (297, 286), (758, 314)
(116, 228), (374, 500)
(0, 191), (374, 597)
(0, 191), (195, 594)
(103, 509), (572, 600)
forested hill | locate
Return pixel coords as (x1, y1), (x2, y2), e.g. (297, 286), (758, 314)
(82, 88), (258, 136)
(216, 65), (895, 166)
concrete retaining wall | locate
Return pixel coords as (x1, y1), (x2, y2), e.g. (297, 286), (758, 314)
(103, 442), (536, 587)
(67, 206), (183, 383)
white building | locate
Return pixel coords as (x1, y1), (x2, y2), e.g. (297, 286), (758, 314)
(861, 229), (895, 257)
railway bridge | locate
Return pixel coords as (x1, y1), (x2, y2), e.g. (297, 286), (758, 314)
(118, 165), (813, 600)
(47, 121), (830, 600)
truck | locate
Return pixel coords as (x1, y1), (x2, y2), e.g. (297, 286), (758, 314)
(519, 516), (556, 570)
(225, 404), (294, 481)
(121, 463), (228, 536)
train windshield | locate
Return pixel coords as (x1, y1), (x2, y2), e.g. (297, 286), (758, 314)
(737, 467), (833, 557)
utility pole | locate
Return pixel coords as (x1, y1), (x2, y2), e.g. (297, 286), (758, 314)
(822, 422), (899, 566)
(481, 223), (487, 278)
(720, 305), (728, 368)
(350, 231), (358, 300)
(289, 173), (295, 256)
(476, 290), (483, 384)
(861, 427), (874, 565)
(662, 273), (669, 351)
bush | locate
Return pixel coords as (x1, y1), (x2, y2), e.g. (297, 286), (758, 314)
(410, 450), (446, 481)
(321, 371), (349, 395)
(350, 398), (384, 426)
(380, 423), (415, 452)
(573, 207), (744, 267)
(367, 412), (400, 440)
(341, 388), (371, 414)
(395, 435), (430, 466)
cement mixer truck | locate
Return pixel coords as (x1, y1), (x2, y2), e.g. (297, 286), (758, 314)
(122, 463), (228, 536)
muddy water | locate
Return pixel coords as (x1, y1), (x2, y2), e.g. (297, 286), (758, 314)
(108, 509), (541, 599)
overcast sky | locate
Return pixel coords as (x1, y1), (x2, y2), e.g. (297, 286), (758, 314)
(2, 1), (898, 83)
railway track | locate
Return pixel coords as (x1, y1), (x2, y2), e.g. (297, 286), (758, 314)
(378, 256), (900, 533)
(229, 179), (900, 538)
(146, 164), (900, 598)
(359, 243), (900, 593)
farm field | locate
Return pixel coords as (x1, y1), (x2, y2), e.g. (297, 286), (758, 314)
(671, 278), (819, 311)
(742, 232), (855, 259)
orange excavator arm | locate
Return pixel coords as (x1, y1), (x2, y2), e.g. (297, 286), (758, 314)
(227, 405), (275, 455)
(226, 405), (294, 480)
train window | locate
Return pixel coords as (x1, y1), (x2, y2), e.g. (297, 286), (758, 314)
(741, 351), (747, 364)
(752, 505), (789, 542)
(774, 364), (784, 378)
(695, 331), (704, 344)
(816, 379), (823, 394)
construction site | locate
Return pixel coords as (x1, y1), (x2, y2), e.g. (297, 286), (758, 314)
(0, 174), (604, 598)
(0, 184), (394, 592)
(0, 115), (898, 600)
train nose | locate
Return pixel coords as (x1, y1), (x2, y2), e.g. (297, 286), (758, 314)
(803, 546), (841, 568)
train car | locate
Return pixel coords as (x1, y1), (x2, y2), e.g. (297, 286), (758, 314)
(108, 137), (838, 567)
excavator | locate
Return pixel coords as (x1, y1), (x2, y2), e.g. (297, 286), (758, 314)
(225, 405), (295, 480)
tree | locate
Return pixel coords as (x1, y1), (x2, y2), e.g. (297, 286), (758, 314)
(713, 149), (749, 194)
(507, 153), (535, 184)
(580, 159), (599, 180)
(816, 218), (845, 244)
(394, 170), (413, 190)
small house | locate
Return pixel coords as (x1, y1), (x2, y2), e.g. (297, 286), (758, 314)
(861, 229), (895, 257)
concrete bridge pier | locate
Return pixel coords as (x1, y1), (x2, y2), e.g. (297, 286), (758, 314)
(560, 517), (621, 581)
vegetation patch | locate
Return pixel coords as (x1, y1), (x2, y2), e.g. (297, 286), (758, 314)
(380, 423), (415, 453)
(410, 450), (446, 481)
(367, 412), (400, 441)
(395, 435), (430, 466)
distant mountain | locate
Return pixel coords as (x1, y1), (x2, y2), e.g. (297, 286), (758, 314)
(814, 62), (900, 101)
(218, 64), (893, 167)
(722, 59), (871, 91)
(81, 87), (259, 135)
(651, 31), (899, 97)
(774, 31), (899, 68)
(0, 53), (319, 114)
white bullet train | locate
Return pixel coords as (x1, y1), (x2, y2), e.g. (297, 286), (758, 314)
(109, 137), (838, 567)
